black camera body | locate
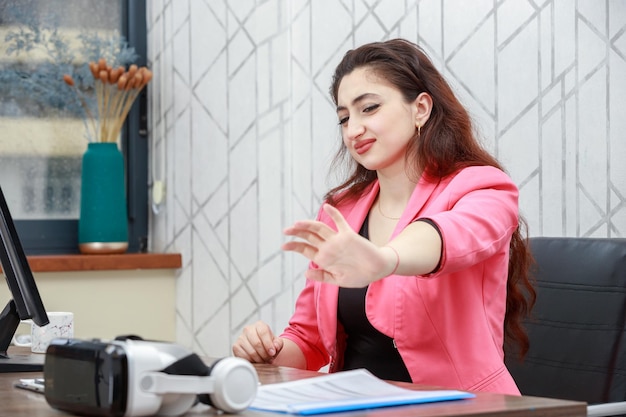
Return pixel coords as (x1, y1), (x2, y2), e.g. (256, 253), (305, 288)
(44, 338), (258, 416)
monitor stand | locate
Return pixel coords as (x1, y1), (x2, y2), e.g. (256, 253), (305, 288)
(0, 300), (44, 372)
(0, 352), (44, 372)
(0, 300), (46, 374)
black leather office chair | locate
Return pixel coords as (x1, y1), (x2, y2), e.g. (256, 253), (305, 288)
(505, 237), (626, 417)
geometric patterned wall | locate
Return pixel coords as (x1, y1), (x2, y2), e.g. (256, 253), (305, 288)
(146, 0), (626, 358)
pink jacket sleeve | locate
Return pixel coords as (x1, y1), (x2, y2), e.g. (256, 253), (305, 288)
(280, 206), (332, 371)
(421, 166), (519, 277)
(280, 279), (330, 371)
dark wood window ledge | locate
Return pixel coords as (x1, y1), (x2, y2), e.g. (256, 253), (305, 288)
(4, 253), (182, 273)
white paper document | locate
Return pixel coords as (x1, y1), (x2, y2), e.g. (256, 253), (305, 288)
(249, 369), (475, 415)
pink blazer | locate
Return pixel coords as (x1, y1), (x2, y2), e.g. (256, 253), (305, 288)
(281, 165), (522, 395)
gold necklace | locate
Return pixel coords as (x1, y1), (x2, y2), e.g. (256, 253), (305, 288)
(377, 200), (401, 220)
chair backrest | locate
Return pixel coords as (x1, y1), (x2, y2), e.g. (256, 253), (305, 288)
(505, 237), (626, 405)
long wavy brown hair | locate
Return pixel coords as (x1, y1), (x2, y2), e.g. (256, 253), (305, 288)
(325, 39), (536, 358)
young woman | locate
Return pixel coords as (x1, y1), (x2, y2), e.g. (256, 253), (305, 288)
(232, 39), (535, 395)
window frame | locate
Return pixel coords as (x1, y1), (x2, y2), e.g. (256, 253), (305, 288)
(14, 0), (148, 255)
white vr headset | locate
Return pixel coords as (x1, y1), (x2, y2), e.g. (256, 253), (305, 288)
(43, 337), (258, 416)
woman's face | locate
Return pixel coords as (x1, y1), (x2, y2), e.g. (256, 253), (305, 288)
(336, 67), (419, 173)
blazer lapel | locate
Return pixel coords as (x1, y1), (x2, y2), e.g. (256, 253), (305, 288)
(339, 177), (440, 237)
(392, 177), (440, 238)
(342, 182), (380, 232)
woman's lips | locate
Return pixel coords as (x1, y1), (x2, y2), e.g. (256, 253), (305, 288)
(354, 138), (376, 155)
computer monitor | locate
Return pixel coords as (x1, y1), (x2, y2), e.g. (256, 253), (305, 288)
(0, 185), (50, 372)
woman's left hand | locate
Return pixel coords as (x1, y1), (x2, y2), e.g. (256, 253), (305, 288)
(282, 204), (397, 287)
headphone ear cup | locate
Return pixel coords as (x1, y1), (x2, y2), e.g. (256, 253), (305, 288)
(196, 358), (223, 408)
(206, 357), (258, 413)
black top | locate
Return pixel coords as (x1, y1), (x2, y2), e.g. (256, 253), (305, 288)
(337, 215), (412, 382)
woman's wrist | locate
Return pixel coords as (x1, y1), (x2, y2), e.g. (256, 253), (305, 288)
(382, 245), (400, 276)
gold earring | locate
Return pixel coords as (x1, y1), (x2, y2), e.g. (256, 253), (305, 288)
(417, 124), (421, 137)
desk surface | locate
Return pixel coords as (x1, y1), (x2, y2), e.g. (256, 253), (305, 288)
(0, 349), (586, 417)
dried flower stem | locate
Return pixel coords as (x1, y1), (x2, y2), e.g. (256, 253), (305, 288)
(65, 58), (152, 143)
(63, 74), (98, 141)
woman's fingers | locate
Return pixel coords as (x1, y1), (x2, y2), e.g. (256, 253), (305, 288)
(285, 221), (333, 238)
(322, 203), (351, 232)
(233, 335), (266, 363)
(232, 321), (281, 363)
(283, 205), (349, 249)
(282, 240), (318, 260)
(283, 225), (326, 247)
(283, 204), (386, 287)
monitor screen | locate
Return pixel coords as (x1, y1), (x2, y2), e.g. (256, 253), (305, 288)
(0, 185), (50, 372)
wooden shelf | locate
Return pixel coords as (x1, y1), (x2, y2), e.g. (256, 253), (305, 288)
(2, 253), (182, 273)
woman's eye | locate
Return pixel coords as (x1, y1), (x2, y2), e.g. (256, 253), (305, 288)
(338, 116), (349, 126)
(363, 104), (380, 113)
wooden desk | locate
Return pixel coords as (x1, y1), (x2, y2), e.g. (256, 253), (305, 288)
(0, 349), (586, 417)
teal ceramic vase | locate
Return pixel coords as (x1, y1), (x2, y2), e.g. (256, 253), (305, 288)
(78, 142), (128, 254)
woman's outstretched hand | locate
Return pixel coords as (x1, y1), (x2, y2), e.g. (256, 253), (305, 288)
(282, 204), (398, 287)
